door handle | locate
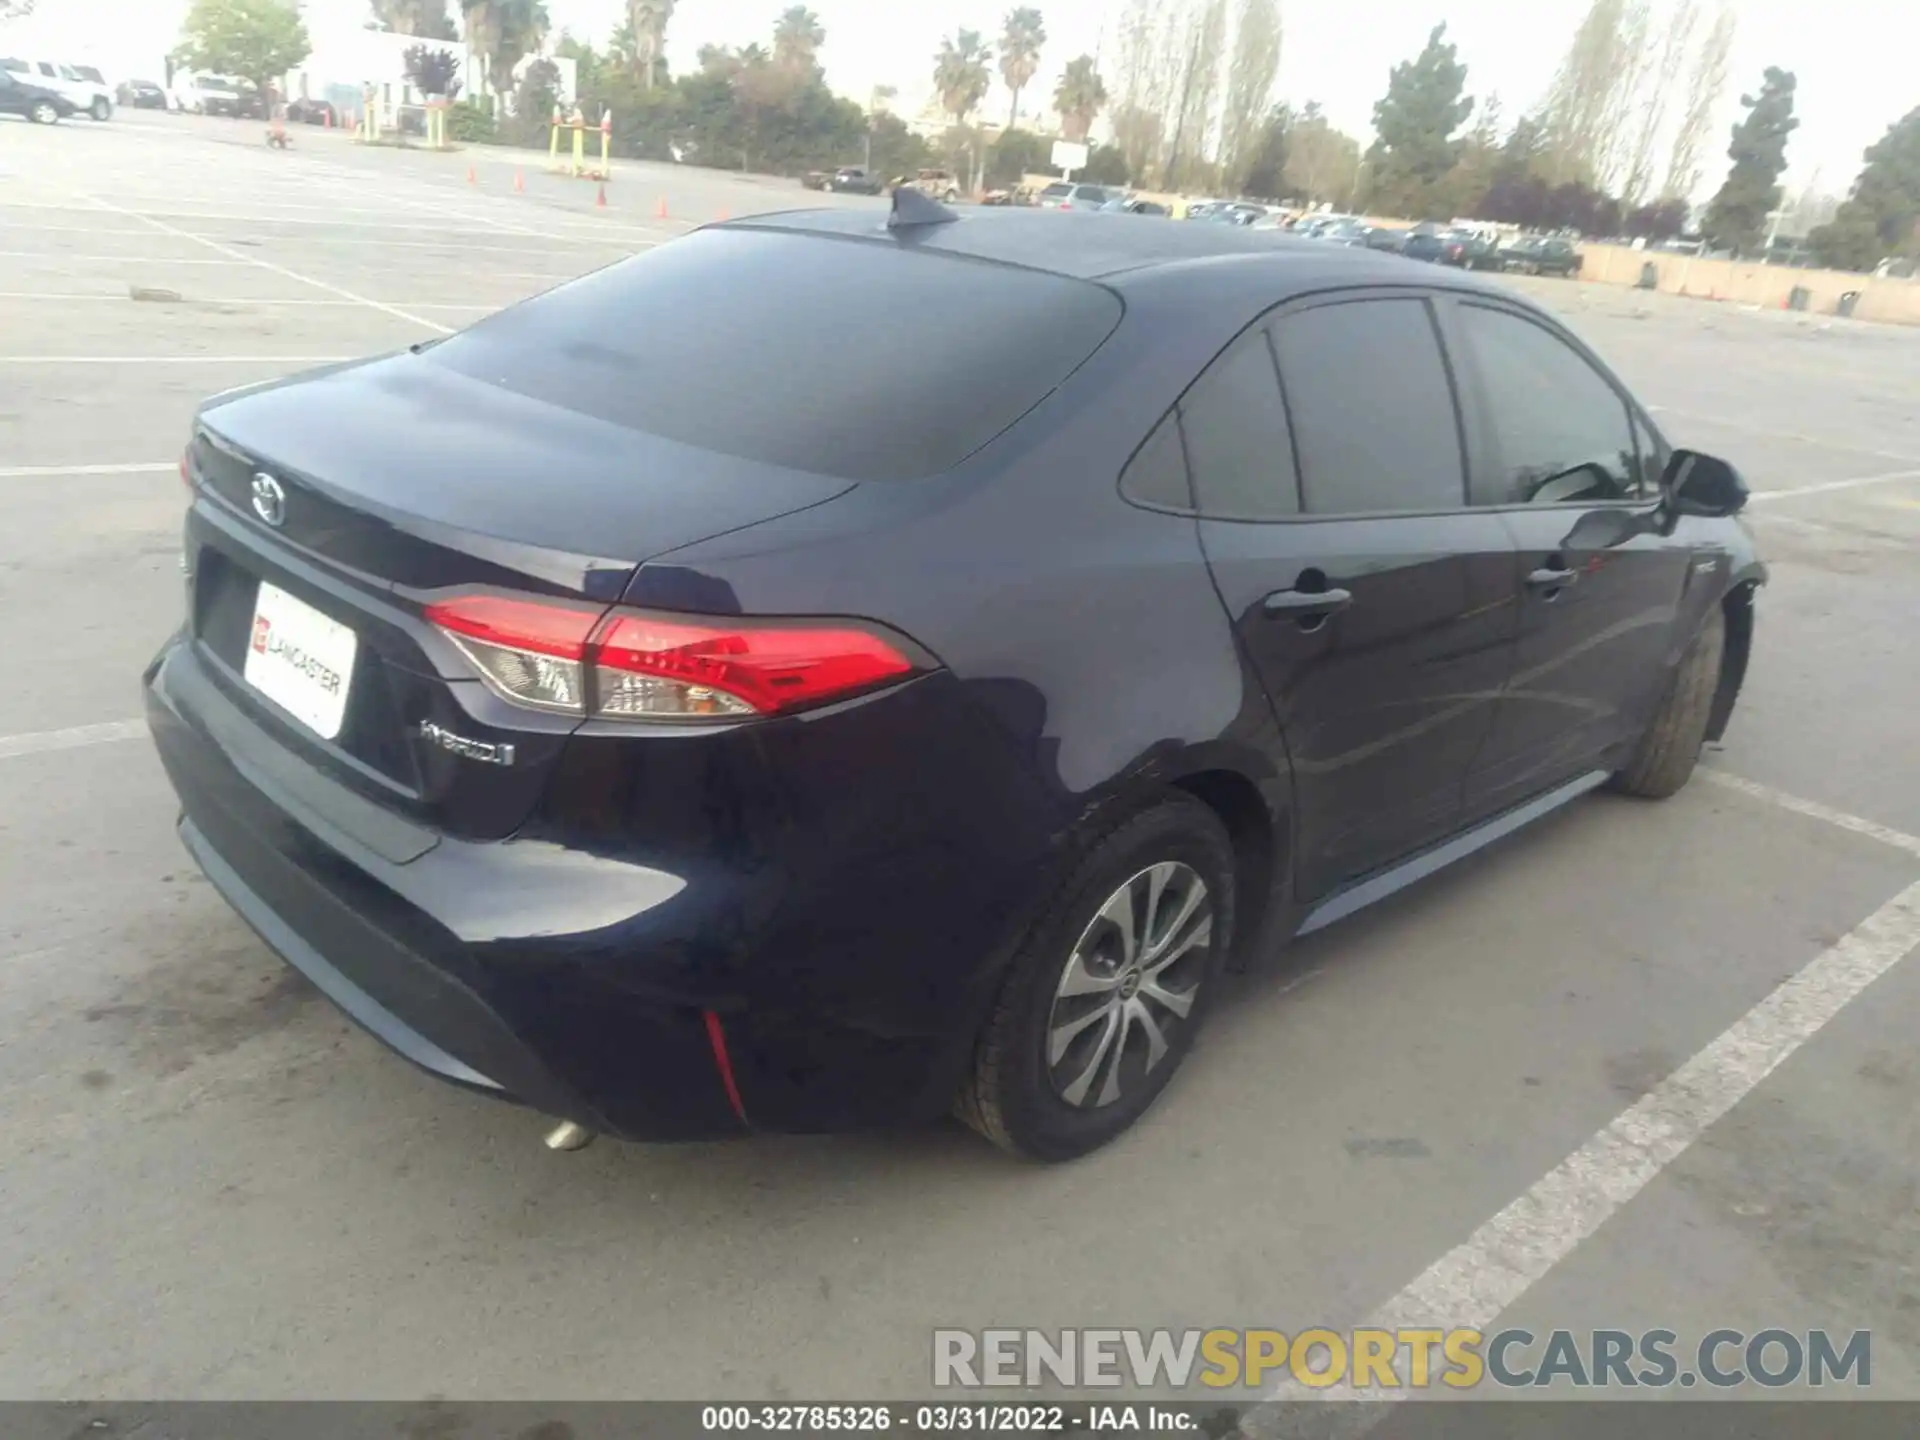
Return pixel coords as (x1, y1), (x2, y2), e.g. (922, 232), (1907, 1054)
(1262, 586), (1353, 616)
(1527, 566), (1579, 590)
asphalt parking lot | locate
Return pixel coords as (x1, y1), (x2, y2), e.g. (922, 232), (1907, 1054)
(3, 110), (1919, 1407)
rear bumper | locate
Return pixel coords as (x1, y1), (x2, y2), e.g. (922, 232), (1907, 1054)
(144, 636), (1020, 1141)
(147, 637), (749, 1140)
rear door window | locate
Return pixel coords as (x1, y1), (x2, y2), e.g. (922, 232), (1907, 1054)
(1270, 298), (1466, 514)
(429, 226), (1122, 482)
(1453, 302), (1643, 504)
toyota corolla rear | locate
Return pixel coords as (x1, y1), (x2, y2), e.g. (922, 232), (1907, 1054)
(144, 221), (1127, 1140)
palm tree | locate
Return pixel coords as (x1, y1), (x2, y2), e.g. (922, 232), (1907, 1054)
(627, 0), (675, 88)
(462, 0), (549, 98)
(933, 29), (992, 127)
(1053, 54), (1107, 142)
(998, 7), (1046, 131)
(773, 6), (826, 74)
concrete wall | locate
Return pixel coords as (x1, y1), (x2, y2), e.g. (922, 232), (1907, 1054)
(1576, 242), (1920, 324)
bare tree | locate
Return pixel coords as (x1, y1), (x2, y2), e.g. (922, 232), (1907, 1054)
(1594, 0), (1652, 191)
(1163, 0), (1227, 189)
(1620, 0), (1700, 204)
(1538, 0), (1638, 186)
(1216, 0), (1282, 193)
(1109, 0), (1188, 186)
(1661, 2), (1736, 199)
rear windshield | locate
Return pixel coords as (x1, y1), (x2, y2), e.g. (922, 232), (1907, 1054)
(1040, 183), (1072, 198)
(74, 66), (104, 82)
(429, 227), (1122, 482)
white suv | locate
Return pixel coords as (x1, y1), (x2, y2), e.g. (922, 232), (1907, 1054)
(0, 57), (113, 120)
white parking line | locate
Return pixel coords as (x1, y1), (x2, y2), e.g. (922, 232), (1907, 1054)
(0, 356), (356, 364)
(0, 203), (667, 244)
(1650, 404), (1920, 468)
(63, 191), (454, 336)
(1747, 467), (1920, 503)
(0, 462), (177, 478)
(0, 234), (628, 261)
(0, 720), (147, 761)
(1702, 770), (1920, 856)
(1247, 779), (1920, 1432)
(0, 293), (499, 311)
(0, 252), (594, 281)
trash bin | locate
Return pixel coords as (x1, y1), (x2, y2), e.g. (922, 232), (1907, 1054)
(1787, 286), (1810, 311)
(1637, 261), (1658, 290)
(1837, 291), (1861, 318)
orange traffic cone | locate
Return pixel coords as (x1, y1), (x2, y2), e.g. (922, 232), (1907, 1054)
(717, 206), (729, 222)
(656, 196), (669, 220)
(596, 183), (609, 208)
(466, 166), (477, 185)
(514, 170), (525, 193)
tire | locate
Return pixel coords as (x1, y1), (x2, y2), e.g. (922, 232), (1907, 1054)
(28, 101), (59, 125)
(1612, 607), (1725, 799)
(90, 98), (111, 121)
(956, 795), (1235, 1161)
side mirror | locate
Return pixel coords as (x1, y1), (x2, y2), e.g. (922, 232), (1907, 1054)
(1662, 449), (1749, 517)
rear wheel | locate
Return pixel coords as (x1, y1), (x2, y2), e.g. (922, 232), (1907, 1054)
(1613, 608), (1725, 799)
(28, 101), (59, 125)
(957, 796), (1234, 1161)
(90, 97), (111, 121)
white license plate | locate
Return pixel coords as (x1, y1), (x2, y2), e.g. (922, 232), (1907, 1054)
(243, 581), (357, 739)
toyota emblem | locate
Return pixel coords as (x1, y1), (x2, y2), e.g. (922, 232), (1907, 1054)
(250, 472), (286, 528)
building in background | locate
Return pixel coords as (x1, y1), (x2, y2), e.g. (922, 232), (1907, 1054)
(288, 18), (574, 125)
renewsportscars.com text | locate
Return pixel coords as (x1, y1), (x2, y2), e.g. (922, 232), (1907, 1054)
(931, 1327), (1871, 1391)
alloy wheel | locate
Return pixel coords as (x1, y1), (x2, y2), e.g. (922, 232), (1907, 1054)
(1046, 862), (1213, 1109)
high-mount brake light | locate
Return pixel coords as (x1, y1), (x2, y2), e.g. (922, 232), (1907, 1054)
(425, 595), (920, 721)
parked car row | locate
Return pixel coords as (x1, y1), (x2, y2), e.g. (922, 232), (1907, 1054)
(0, 56), (112, 120)
(1294, 217), (1583, 276)
(785, 173), (1588, 281)
(0, 66), (77, 123)
(803, 166), (963, 199)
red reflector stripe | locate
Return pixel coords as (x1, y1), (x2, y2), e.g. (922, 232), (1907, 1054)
(703, 1009), (749, 1125)
(423, 595), (603, 661)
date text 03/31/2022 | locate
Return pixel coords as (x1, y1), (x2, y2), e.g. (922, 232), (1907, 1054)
(700, 1405), (1196, 1432)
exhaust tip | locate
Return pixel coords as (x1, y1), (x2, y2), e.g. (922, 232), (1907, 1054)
(543, 1120), (597, 1152)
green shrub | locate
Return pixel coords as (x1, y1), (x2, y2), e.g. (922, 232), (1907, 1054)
(448, 99), (497, 144)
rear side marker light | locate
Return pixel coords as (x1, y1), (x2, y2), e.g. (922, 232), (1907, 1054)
(424, 594), (922, 722)
(704, 1010), (749, 1124)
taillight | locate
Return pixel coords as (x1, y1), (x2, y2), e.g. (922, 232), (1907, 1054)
(180, 446), (193, 489)
(425, 595), (922, 721)
(424, 595), (600, 714)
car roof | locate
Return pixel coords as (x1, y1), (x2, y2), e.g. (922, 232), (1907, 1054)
(726, 207), (1485, 289)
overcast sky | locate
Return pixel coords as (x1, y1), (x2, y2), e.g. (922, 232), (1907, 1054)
(7, 0), (1915, 194)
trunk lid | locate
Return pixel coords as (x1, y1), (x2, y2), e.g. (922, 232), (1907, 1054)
(184, 352), (855, 845)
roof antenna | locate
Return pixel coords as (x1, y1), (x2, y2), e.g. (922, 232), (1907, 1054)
(888, 185), (960, 231)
